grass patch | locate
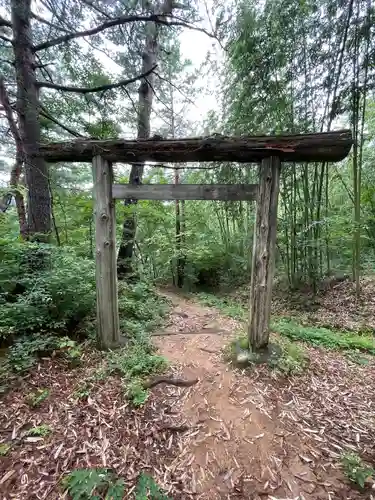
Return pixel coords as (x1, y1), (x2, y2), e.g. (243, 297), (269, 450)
(196, 292), (375, 355)
(274, 317), (375, 354)
(196, 292), (246, 321)
(341, 451), (374, 489)
(71, 282), (170, 407)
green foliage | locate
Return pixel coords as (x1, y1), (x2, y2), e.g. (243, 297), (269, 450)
(6, 334), (82, 374)
(268, 339), (308, 375)
(107, 344), (167, 380)
(196, 293), (247, 320)
(274, 318), (375, 354)
(62, 469), (168, 500)
(62, 468), (125, 500)
(341, 452), (374, 488)
(225, 334), (308, 375)
(0, 443), (11, 456)
(135, 473), (170, 500)
(26, 388), (50, 408)
(73, 380), (93, 401)
(26, 424), (52, 437)
(0, 242), (95, 340)
(118, 281), (169, 336)
(197, 292), (375, 355)
(124, 378), (149, 407)
(107, 344), (167, 405)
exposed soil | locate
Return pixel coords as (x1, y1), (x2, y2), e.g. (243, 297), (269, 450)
(153, 290), (375, 499)
(0, 289), (374, 499)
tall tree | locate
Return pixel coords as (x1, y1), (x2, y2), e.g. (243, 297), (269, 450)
(0, 0), (211, 241)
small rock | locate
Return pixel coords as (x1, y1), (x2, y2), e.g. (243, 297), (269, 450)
(236, 351), (251, 364)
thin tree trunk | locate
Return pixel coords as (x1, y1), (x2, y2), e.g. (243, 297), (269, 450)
(11, 0), (51, 239)
(117, 1), (172, 279)
(175, 167), (184, 287)
(0, 76), (27, 238)
(48, 179), (60, 246)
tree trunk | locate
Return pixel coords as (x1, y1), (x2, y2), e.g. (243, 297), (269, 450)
(11, 0), (51, 239)
(248, 157), (281, 351)
(117, 10), (159, 279)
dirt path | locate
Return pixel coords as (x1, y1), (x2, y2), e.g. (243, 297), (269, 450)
(154, 290), (375, 499)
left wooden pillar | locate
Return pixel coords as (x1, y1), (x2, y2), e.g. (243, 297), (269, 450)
(92, 155), (121, 349)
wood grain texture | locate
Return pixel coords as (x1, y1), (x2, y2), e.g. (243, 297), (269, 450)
(39, 130), (352, 163)
(112, 183), (258, 201)
(248, 156), (281, 350)
(92, 156), (121, 349)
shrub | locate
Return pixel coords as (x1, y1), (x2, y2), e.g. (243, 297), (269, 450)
(0, 241), (95, 340)
(118, 281), (169, 337)
(6, 334), (83, 374)
(61, 469), (169, 500)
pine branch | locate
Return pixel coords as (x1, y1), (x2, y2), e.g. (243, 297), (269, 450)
(80, 0), (111, 18)
(31, 12), (71, 33)
(33, 14), (216, 52)
(39, 105), (87, 138)
(0, 34), (13, 44)
(0, 16), (12, 28)
(36, 65), (157, 94)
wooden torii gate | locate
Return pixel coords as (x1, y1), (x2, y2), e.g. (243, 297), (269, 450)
(39, 130), (352, 351)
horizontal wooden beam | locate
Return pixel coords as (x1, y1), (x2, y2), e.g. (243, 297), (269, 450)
(112, 183), (258, 201)
(39, 130), (352, 164)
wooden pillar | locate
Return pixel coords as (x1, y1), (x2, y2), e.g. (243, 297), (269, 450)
(248, 156), (281, 351)
(92, 155), (121, 349)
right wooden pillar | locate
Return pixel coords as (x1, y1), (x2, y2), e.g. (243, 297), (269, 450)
(248, 156), (281, 351)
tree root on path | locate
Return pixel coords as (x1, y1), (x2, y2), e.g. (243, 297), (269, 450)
(144, 376), (199, 389)
(199, 347), (218, 354)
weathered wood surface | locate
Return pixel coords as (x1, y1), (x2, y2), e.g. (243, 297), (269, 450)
(112, 183), (258, 201)
(39, 130), (352, 163)
(248, 156), (281, 350)
(92, 156), (121, 349)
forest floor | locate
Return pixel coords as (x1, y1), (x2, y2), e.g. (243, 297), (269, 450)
(0, 287), (375, 499)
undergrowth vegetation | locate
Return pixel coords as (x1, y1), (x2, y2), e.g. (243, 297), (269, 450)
(196, 292), (375, 356)
(0, 242), (170, 405)
(62, 468), (170, 500)
(225, 334), (308, 376)
(340, 451), (375, 489)
(0, 241), (95, 340)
